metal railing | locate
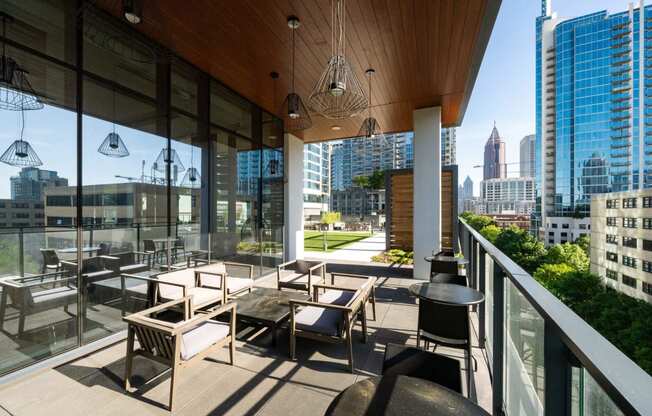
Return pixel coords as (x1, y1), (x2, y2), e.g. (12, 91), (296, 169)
(459, 218), (652, 416)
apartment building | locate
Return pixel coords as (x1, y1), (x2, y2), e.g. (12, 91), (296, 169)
(591, 190), (652, 303)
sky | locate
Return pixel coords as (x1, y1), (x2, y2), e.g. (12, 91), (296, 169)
(457, 0), (636, 196)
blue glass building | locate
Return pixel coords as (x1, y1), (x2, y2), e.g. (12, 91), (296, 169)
(535, 1), (652, 232)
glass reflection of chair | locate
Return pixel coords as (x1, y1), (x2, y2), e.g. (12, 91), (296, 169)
(143, 239), (164, 266)
(40, 249), (62, 274)
(172, 237), (186, 264)
(97, 242), (112, 256)
(0, 271), (77, 337)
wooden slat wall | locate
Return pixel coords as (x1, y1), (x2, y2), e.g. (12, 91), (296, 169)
(388, 171), (413, 250)
(387, 168), (457, 251)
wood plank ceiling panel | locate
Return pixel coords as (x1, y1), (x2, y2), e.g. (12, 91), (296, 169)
(95, 0), (500, 143)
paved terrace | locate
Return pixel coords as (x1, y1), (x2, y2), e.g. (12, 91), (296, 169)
(0, 266), (491, 416)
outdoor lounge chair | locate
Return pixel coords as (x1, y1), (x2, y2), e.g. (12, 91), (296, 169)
(329, 272), (377, 320)
(289, 278), (374, 372)
(103, 251), (152, 275)
(123, 296), (236, 410)
(40, 249), (62, 274)
(277, 259), (326, 296)
(144, 267), (226, 309)
(0, 271), (77, 336)
(193, 261), (254, 301)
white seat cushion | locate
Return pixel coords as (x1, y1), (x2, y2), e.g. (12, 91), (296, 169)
(180, 320), (230, 360)
(31, 286), (77, 307)
(225, 277), (252, 294)
(319, 290), (355, 306)
(295, 306), (342, 336)
(157, 269), (197, 300)
(187, 287), (222, 307)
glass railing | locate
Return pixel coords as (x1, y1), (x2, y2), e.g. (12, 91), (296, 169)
(459, 218), (652, 416)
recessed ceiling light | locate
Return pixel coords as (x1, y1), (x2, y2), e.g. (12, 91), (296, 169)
(123, 0), (142, 24)
(331, 125), (342, 131)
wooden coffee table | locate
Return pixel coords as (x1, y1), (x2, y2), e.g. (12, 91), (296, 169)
(232, 288), (310, 346)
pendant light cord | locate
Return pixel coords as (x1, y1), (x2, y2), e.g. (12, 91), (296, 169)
(291, 18), (295, 94)
(1, 15), (6, 60)
(19, 104), (25, 141)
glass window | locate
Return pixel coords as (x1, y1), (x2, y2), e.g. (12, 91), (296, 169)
(622, 274), (637, 288)
(82, 79), (167, 343)
(171, 60), (199, 116)
(211, 82), (252, 138)
(622, 236), (637, 248)
(605, 269), (618, 280)
(2, 0), (76, 63)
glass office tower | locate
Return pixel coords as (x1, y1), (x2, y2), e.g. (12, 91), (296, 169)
(0, 1), (284, 377)
(535, 1), (652, 231)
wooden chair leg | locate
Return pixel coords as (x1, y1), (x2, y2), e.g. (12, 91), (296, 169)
(345, 317), (354, 373)
(168, 364), (178, 411)
(124, 327), (135, 390)
(361, 306), (367, 343)
(18, 314), (26, 336)
(371, 287), (377, 321)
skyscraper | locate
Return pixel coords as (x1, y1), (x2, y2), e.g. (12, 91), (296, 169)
(10, 167), (68, 201)
(463, 176), (474, 199)
(519, 134), (535, 178)
(303, 143), (330, 218)
(535, 1), (652, 233)
(483, 123), (506, 180)
(441, 128), (456, 165)
(337, 133), (413, 190)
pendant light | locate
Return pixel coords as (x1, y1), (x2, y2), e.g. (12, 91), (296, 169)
(181, 145), (200, 188)
(0, 12), (43, 111)
(0, 105), (42, 167)
(281, 16), (312, 131)
(98, 71), (129, 157)
(309, 0), (367, 119)
(358, 69), (386, 143)
(154, 148), (185, 173)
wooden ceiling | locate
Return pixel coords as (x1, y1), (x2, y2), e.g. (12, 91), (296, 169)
(96, 0), (500, 143)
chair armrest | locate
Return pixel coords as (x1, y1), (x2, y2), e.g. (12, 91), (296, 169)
(124, 296), (190, 322)
(195, 270), (226, 288)
(175, 302), (237, 333)
(312, 283), (359, 293)
(99, 255), (119, 260)
(3, 275), (77, 288)
(289, 299), (352, 312)
(330, 272), (372, 280)
(277, 260), (295, 269)
(309, 262), (326, 272)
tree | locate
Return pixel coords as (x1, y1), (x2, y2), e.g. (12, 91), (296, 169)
(368, 170), (385, 189)
(493, 225), (546, 274)
(319, 211), (341, 251)
(352, 176), (370, 189)
(575, 234), (590, 257)
(464, 213), (496, 232)
(544, 242), (589, 272)
(479, 224), (501, 243)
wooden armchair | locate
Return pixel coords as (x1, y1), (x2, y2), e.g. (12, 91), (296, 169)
(0, 271), (77, 336)
(329, 272), (377, 321)
(193, 261), (254, 301)
(277, 260), (325, 296)
(289, 279), (374, 372)
(123, 297), (236, 411)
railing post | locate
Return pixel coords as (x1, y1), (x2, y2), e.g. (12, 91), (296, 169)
(478, 246), (486, 346)
(493, 266), (505, 415)
(136, 223), (141, 252)
(18, 227), (25, 277)
(544, 320), (571, 416)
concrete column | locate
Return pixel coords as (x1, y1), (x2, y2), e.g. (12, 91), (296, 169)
(284, 133), (304, 260)
(413, 106), (442, 280)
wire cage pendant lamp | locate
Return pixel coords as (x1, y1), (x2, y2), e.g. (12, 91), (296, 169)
(0, 107), (42, 167)
(154, 148), (185, 173)
(281, 16), (312, 131)
(98, 79), (129, 157)
(358, 68), (386, 143)
(308, 0), (367, 119)
(181, 146), (200, 188)
(0, 12), (43, 111)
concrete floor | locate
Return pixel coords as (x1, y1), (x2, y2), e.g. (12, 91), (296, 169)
(0, 273), (492, 416)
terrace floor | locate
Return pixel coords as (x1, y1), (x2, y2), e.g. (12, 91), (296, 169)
(0, 267), (492, 416)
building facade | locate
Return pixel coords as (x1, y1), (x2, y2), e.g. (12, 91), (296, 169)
(441, 128), (456, 165)
(330, 188), (385, 220)
(535, 2), (652, 235)
(10, 167), (68, 201)
(519, 134), (535, 178)
(303, 143), (330, 219)
(480, 177), (535, 215)
(0, 200), (45, 228)
(590, 189), (652, 303)
(483, 124), (507, 180)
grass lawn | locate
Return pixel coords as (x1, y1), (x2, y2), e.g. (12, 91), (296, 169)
(304, 231), (372, 252)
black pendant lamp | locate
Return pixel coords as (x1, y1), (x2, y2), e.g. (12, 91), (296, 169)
(0, 106), (42, 167)
(357, 69), (385, 143)
(281, 16), (311, 131)
(98, 80), (129, 157)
